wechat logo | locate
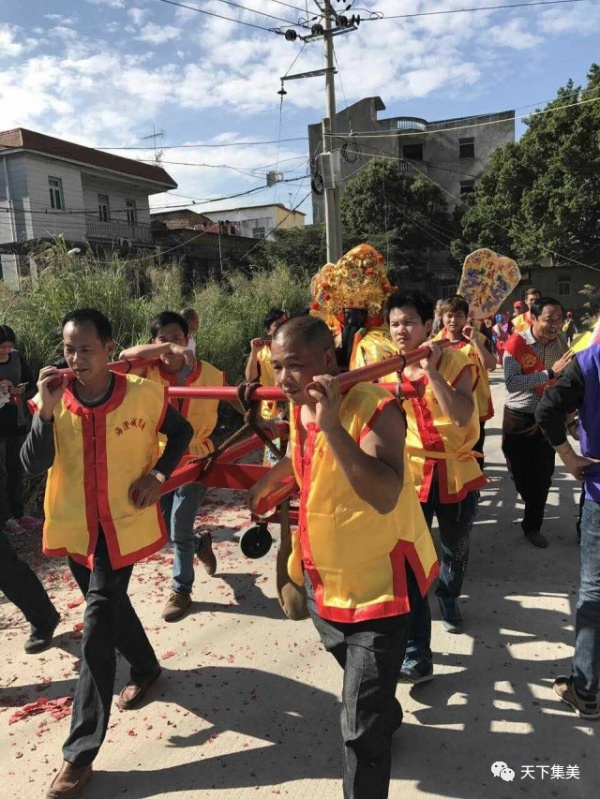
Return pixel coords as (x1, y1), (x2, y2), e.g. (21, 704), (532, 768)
(491, 761), (515, 782)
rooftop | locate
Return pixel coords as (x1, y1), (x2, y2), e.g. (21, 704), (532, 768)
(0, 128), (177, 190)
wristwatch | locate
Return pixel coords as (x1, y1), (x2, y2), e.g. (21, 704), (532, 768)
(150, 469), (167, 484)
(547, 368), (555, 380)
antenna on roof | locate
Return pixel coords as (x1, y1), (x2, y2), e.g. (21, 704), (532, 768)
(141, 124), (165, 165)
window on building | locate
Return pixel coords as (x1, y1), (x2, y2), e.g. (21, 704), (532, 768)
(125, 199), (137, 225)
(403, 143), (423, 161)
(48, 177), (64, 210)
(558, 278), (571, 297)
(98, 194), (110, 222)
(459, 137), (475, 159)
(460, 180), (475, 195)
(252, 227), (266, 239)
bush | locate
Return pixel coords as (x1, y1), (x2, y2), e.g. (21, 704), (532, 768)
(1, 242), (310, 383)
(192, 262), (310, 383)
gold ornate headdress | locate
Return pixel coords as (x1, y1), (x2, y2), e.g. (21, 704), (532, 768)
(310, 244), (393, 319)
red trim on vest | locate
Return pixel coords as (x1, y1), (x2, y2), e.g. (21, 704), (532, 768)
(44, 374), (168, 569)
(293, 409), (324, 613)
(406, 375), (445, 502)
(358, 396), (396, 445)
(404, 540), (439, 599)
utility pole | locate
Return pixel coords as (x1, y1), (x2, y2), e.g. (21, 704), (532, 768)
(322, 0), (343, 263)
(277, 2), (359, 263)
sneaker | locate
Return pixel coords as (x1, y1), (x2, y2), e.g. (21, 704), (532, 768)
(524, 529), (548, 548)
(553, 676), (600, 719)
(161, 591), (191, 622)
(194, 531), (217, 577)
(24, 611), (61, 655)
(438, 597), (464, 634)
(17, 515), (43, 530)
(3, 517), (25, 535)
(399, 658), (434, 685)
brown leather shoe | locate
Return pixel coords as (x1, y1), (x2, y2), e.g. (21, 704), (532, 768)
(194, 530), (218, 576)
(116, 666), (162, 711)
(46, 761), (92, 799)
(161, 591), (192, 622)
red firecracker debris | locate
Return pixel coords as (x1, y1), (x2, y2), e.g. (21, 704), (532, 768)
(9, 696), (73, 725)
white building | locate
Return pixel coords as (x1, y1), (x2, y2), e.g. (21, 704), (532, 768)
(0, 128), (176, 285)
(199, 203), (305, 241)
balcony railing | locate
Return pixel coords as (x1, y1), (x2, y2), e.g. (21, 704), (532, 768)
(86, 218), (152, 244)
(399, 160), (427, 174)
(392, 117), (428, 132)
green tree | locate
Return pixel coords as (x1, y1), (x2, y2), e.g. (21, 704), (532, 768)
(340, 157), (456, 273)
(456, 64), (600, 266)
(247, 224), (326, 274)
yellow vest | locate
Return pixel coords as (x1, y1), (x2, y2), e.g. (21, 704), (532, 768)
(434, 330), (494, 422)
(35, 374), (168, 569)
(571, 329), (595, 353)
(144, 361), (224, 459)
(512, 312), (532, 333)
(384, 349), (485, 503)
(349, 326), (397, 370)
(256, 343), (281, 421)
(287, 383), (438, 623)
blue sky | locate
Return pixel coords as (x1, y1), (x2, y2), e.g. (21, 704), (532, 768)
(1, 0), (599, 222)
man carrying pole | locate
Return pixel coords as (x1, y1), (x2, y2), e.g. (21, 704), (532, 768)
(248, 315), (438, 799)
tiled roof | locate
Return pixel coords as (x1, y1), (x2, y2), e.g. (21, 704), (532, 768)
(0, 128), (177, 189)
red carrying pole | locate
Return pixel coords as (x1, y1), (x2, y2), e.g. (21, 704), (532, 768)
(55, 341), (448, 400)
(56, 357), (152, 383)
(164, 341), (450, 400)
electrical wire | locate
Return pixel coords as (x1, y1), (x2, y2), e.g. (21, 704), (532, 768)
(100, 138), (308, 151)
(266, 0), (310, 13)
(327, 140), (600, 273)
(0, 176), (310, 218)
(390, 155), (600, 274)
(157, 0), (274, 32)
(234, 189), (313, 261)
(325, 95), (600, 141)
(202, 0), (310, 27)
(363, 0), (591, 22)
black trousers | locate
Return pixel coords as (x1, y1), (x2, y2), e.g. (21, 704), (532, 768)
(473, 421), (486, 472)
(502, 408), (556, 533)
(0, 529), (57, 633)
(63, 532), (159, 767)
(305, 574), (408, 799)
(0, 432), (26, 524)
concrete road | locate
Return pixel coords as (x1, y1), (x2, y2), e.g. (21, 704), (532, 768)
(1, 374), (597, 798)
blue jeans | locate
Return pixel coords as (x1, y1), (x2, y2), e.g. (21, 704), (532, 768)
(573, 499), (600, 695)
(404, 479), (478, 665)
(161, 483), (207, 596)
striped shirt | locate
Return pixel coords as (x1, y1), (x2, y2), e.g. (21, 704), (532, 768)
(503, 327), (568, 414)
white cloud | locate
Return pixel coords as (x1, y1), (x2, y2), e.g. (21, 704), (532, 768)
(0, 24), (25, 57)
(86, 0), (125, 8)
(128, 7), (148, 27)
(489, 19), (543, 50)
(138, 23), (182, 44)
(1, 0), (599, 217)
(539, 4), (600, 35)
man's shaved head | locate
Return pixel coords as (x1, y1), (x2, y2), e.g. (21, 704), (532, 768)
(272, 315), (335, 353)
(271, 316), (338, 404)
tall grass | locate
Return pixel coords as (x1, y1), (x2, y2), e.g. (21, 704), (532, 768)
(1, 242), (310, 383)
(191, 263), (310, 383)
